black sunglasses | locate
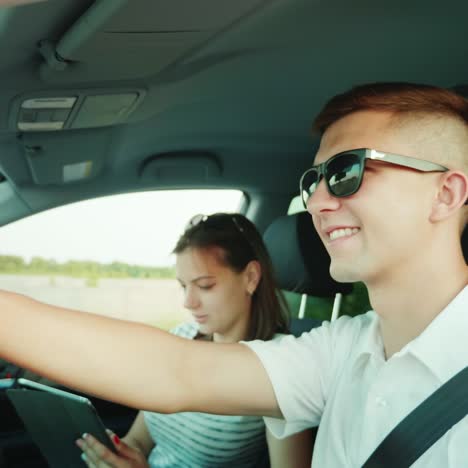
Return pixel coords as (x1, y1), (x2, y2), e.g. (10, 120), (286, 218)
(299, 148), (450, 208)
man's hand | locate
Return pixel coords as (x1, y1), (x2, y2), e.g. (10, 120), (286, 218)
(76, 430), (149, 468)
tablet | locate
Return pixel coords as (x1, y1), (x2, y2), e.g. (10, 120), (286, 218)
(6, 378), (116, 468)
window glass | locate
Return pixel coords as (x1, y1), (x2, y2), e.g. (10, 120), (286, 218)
(287, 194), (305, 215)
(0, 190), (242, 330)
(285, 196), (371, 319)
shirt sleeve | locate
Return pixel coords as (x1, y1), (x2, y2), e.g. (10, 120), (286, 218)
(242, 315), (356, 438)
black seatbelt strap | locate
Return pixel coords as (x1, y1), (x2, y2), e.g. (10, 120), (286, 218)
(362, 366), (468, 468)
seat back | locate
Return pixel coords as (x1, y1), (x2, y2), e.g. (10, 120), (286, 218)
(263, 211), (352, 297)
(289, 317), (323, 336)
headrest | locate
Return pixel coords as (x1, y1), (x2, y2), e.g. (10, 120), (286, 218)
(263, 212), (353, 297)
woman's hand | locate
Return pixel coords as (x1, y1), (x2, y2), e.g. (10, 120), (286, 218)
(76, 430), (149, 468)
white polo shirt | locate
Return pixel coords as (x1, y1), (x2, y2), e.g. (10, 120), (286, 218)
(244, 286), (467, 467)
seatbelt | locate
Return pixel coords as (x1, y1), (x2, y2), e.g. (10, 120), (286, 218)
(362, 366), (468, 468)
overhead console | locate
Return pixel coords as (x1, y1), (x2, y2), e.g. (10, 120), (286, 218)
(10, 89), (145, 132)
(7, 0), (266, 132)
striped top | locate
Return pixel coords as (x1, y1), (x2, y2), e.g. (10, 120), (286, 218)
(143, 322), (267, 467)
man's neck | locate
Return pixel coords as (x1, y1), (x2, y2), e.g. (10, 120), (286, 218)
(367, 258), (467, 359)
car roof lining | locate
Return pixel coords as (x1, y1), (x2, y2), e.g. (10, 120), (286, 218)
(0, 0), (467, 228)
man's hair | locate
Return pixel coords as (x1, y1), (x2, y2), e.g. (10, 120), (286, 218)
(313, 82), (468, 134)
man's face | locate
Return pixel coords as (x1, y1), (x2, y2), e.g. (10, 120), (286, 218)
(307, 110), (441, 285)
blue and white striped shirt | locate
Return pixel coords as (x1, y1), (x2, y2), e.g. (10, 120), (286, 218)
(143, 322), (267, 467)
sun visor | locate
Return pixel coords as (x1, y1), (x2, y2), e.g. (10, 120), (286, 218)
(19, 130), (111, 185)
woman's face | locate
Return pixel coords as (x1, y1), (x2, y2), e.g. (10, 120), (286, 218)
(175, 247), (254, 342)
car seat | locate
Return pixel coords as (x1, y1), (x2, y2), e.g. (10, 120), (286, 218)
(263, 211), (353, 336)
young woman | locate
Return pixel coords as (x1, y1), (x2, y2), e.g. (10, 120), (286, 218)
(75, 213), (310, 467)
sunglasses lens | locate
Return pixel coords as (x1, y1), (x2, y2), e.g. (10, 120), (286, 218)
(300, 169), (320, 206)
(326, 153), (362, 197)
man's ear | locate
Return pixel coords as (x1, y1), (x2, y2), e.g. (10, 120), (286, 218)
(244, 260), (262, 296)
(430, 171), (468, 222)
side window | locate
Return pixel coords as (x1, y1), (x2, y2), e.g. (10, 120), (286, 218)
(0, 190), (242, 330)
(284, 195), (371, 320)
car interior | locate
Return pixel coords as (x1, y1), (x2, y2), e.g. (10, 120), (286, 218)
(0, 0), (467, 466)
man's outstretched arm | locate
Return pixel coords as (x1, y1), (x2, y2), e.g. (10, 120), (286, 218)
(0, 291), (282, 417)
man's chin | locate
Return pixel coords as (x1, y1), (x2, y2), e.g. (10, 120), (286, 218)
(329, 262), (362, 283)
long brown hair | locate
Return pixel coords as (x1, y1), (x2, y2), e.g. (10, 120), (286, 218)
(173, 213), (289, 340)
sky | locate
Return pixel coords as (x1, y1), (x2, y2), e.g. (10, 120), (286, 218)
(0, 190), (242, 267)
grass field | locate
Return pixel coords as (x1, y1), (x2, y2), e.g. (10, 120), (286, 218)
(0, 274), (191, 330)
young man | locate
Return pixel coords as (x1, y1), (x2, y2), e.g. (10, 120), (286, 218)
(1, 83), (467, 467)
(245, 83), (468, 466)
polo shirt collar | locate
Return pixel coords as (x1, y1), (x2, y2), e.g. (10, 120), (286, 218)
(351, 286), (467, 382)
(351, 311), (385, 376)
(401, 285), (468, 383)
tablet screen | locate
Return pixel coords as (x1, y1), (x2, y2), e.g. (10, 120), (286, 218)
(7, 380), (116, 468)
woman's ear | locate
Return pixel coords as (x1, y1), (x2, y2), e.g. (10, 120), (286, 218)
(430, 171), (468, 223)
(244, 260), (262, 296)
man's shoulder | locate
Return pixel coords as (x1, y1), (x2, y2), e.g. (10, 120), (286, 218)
(301, 311), (376, 356)
(322, 310), (377, 340)
(254, 310), (377, 351)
